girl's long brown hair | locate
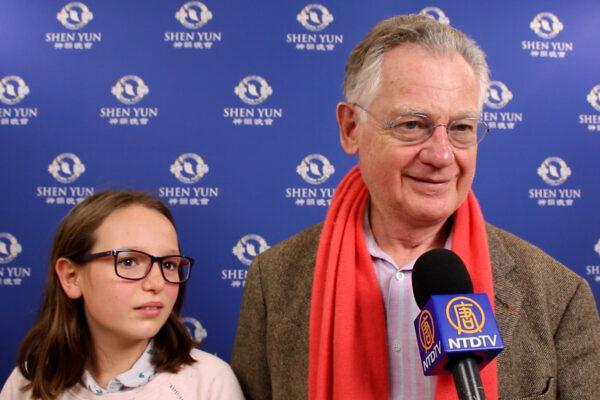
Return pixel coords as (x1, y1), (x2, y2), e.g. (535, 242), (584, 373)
(16, 191), (196, 399)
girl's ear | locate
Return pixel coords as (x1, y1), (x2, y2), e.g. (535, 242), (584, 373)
(55, 257), (83, 299)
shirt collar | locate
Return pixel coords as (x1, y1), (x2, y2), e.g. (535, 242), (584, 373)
(81, 341), (156, 395)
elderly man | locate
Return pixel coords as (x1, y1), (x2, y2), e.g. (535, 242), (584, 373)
(231, 14), (600, 400)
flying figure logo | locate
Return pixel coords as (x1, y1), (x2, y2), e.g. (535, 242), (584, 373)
(586, 85), (600, 113)
(0, 76), (30, 106)
(111, 76), (149, 105)
(182, 317), (208, 342)
(296, 4), (334, 32)
(446, 296), (485, 335)
(485, 81), (513, 110)
(175, 1), (213, 29)
(170, 153), (209, 184)
(0, 233), (23, 264)
(537, 157), (572, 186)
(418, 310), (435, 351)
(530, 12), (564, 39)
(232, 235), (270, 266)
(419, 7), (450, 25)
(234, 76), (273, 106)
(48, 153), (86, 184)
(296, 154), (335, 185)
(57, 2), (94, 30)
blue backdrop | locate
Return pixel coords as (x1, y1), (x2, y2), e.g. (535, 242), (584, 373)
(1, 0), (599, 385)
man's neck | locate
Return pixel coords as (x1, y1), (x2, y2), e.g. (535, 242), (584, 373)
(369, 204), (450, 266)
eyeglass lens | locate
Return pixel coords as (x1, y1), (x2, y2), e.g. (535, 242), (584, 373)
(390, 114), (485, 146)
(115, 251), (191, 283)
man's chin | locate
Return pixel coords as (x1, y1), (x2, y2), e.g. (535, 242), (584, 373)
(405, 201), (457, 227)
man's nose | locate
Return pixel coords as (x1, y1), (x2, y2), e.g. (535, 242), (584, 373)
(419, 125), (455, 167)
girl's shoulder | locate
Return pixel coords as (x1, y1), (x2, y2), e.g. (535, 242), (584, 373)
(189, 348), (234, 370)
(164, 348), (244, 399)
(1, 350), (245, 400)
(0, 368), (30, 400)
(170, 348), (244, 396)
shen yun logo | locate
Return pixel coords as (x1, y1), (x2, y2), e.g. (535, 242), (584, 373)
(182, 317), (208, 342)
(38, 153), (93, 205)
(100, 75), (157, 125)
(112, 76), (150, 105)
(287, 154), (335, 207)
(159, 153), (218, 206)
(57, 2), (94, 30)
(297, 4), (334, 32)
(483, 81), (523, 130)
(0, 232), (31, 287)
(165, 1), (221, 49)
(287, 4), (342, 51)
(0, 233), (22, 265)
(530, 12), (563, 39)
(37, 154), (93, 205)
(537, 157), (571, 187)
(296, 154), (335, 185)
(224, 76), (282, 126)
(587, 85), (600, 113)
(175, 1), (213, 29)
(223, 235), (270, 288)
(419, 7), (450, 25)
(580, 84), (600, 132)
(47, 2), (101, 50)
(485, 81), (513, 110)
(48, 153), (86, 184)
(529, 157), (581, 207)
(0, 76), (37, 126)
(586, 240), (600, 284)
(0, 76), (30, 105)
(522, 12), (572, 58)
(232, 235), (270, 267)
(234, 76), (272, 106)
(170, 153), (209, 184)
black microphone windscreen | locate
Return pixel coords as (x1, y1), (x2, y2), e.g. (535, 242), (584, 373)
(412, 248), (473, 309)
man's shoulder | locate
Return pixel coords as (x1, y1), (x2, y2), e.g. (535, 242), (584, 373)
(485, 222), (586, 292)
(257, 222), (323, 264)
(247, 222), (323, 288)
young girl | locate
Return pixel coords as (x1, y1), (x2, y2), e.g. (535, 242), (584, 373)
(0, 191), (244, 400)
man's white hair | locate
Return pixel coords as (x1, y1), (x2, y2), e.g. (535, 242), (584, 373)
(343, 14), (490, 117)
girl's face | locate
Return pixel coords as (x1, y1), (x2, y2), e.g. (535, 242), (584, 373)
(75, 205), (180, 349)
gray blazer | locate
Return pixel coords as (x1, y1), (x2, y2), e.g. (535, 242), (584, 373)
(231, 223), (600, 400)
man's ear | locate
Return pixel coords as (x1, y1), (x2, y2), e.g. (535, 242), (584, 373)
(55, 257), (83, 299)
(337, 102), (360, 155)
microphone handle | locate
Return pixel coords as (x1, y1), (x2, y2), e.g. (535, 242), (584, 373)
(448, 356), (486, 400)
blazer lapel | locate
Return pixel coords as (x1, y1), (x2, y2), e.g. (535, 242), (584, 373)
(486, 225), (525, 351)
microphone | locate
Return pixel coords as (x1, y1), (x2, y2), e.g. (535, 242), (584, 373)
(412, 249), (504, 400)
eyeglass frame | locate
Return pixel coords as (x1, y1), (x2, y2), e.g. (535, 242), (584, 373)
(80, 249), (194, 284)
(351, 103), (490, 149)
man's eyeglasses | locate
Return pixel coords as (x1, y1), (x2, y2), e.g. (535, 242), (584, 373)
(352, 103), (490, 149)
(80, 250), (194, 284)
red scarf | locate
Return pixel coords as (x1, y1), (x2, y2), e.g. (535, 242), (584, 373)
(308, 166), (498, 400)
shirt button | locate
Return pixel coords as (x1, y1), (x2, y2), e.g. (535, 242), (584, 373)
(395, 270), (405, 281)
(392, 342), (402, 352)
